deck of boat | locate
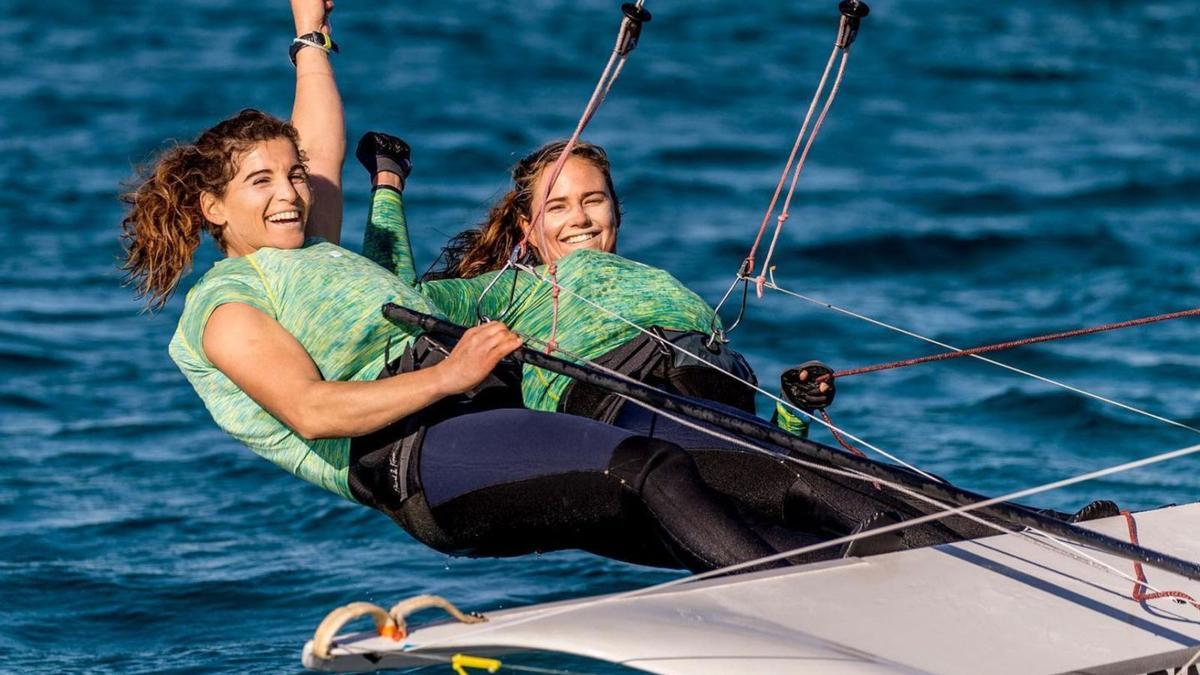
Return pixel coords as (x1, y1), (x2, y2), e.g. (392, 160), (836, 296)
(303, 503), (1200, 674)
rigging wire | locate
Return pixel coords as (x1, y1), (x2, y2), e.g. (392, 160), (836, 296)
(403, 348), (1200, 652)
(476, 271), (1200, 587)
(711, 0), (868, 341)
(511, 260), (942, 481)
(486, 2), (651, 354)
(831, 306), (1200, 379)
(533, 334), (1197, 600)
(533, 339), (1184, 596)
(758, 276), (1200, 435)
(754, 49), (851, 296)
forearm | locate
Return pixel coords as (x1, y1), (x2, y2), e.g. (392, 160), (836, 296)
(290, 365), (452, 439)
(363, 184), (417, 283)
(291, 25), (345, 242)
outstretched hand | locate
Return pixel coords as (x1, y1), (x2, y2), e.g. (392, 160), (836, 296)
(781, 360), (836, 412)
(292, 0), (334, 35)
(435, 322), (524, 396)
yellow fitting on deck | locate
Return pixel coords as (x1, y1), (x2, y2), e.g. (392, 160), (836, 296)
(451, 653), (501, 675)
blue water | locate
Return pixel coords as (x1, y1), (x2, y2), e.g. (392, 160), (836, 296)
(3, 1), (1199, 672)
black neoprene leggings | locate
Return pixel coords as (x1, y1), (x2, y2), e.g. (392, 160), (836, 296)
(352, 407), (801, 573)
(610, 401), (1002, 549)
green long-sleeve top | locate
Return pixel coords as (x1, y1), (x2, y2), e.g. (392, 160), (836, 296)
(363, 187), (808, 435)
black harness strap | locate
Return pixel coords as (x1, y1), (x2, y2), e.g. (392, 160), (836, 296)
(558, 329), (759, 423)
(348, 334), (523, 510)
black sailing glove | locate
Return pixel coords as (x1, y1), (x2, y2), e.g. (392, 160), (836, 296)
(356, 131), (413, 188)
(780, 360), (836, 412)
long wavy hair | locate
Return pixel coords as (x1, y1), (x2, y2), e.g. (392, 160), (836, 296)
(424, 140), (621, 280)
(119, 109), (303, 310)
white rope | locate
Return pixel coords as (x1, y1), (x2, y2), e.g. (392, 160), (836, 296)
(757, 49), (852, 280)
(412, 434), (1200, 652)
(512, 261), (942, 481)
(713, 33), (844, 323)
(406, 327), (1200, 653)
(758, 276), (1200, 436)
(537, 341), (1180, 600)
(528, 3), (644, 257)
(504, 262), (1200, 595)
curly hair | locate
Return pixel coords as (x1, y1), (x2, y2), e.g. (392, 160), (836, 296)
(424, 140), (620, 281)
(119, 109), (303, 310)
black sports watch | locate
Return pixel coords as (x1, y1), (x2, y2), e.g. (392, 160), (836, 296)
(289, 31), (339, 66)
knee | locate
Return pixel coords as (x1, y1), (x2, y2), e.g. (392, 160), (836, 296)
(607, 436), (695, 493)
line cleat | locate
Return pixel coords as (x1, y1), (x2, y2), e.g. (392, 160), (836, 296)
(356, 131), (413, 187)
(781, 360), (837, 412)
(836, 0), (870, 48)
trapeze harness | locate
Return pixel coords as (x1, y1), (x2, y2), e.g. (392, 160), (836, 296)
(558, 328), (759, 422)
(343, 334), (800, 573)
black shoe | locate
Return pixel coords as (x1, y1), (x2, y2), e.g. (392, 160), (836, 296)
(1069, 499), (1121, 523)
(356, 131), (412, 186)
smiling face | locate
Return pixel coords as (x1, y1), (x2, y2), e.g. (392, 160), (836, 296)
(200, 137), (311, 257)
(521, 156), (618, 264)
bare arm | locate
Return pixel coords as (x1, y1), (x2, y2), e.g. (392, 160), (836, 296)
(290, 0), (345, 244)
(202, 303), (522, 439)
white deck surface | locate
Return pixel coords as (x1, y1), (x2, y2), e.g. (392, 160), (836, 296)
(303, 503), (1200, 674)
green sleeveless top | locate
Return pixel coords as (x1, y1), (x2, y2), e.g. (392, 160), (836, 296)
(168, 240), (443, 501)
(363, 188), (809, 436)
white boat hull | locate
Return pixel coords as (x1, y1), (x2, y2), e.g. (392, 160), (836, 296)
(303, 503), (1200, 674)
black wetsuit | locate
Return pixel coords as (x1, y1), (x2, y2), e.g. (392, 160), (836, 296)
(346, 363), (824, 572)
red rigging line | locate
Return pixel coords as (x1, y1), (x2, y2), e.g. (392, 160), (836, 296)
(833, 307), (1200, 379)
(712, 0), (869, 341)
(505, 2), (650, 352)
(1122, 511), (1200, 612)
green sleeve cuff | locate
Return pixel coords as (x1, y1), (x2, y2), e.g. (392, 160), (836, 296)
(771, 401), (810, 438)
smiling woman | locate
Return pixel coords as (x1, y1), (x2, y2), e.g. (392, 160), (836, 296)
(525, 154), (618, 260)
(424, 140), (621, 280)
(367, 136), (832, 434)
(200, 136), (312, 257)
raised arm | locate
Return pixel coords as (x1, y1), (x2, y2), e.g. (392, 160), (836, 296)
(203, 303), (522, 439)
(290, 0), (345, 244)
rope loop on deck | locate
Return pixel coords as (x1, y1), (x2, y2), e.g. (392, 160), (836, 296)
(310, 601), (400, 660)
(389, 594), (488, 634)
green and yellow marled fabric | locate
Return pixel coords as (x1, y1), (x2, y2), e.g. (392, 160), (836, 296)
(425, 252), (723, 412)
(169, 240), (444, 501)
(363, 186), (416, 285)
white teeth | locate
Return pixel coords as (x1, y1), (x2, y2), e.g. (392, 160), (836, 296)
(563, 232), (597, 244)
(266, 210), (301, 223)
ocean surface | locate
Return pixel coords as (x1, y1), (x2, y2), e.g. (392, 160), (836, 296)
(3, 1), (1199, 672)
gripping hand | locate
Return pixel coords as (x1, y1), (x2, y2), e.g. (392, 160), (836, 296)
(781, 360), (836, 412)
